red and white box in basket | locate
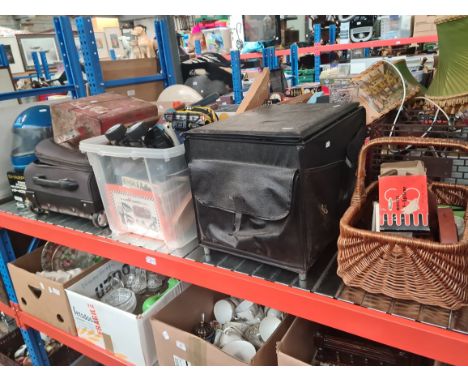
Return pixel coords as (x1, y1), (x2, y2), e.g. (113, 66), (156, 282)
(378, 174), (429, 232)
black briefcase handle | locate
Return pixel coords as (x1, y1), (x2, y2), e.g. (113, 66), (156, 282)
(33, 176), (79, 191)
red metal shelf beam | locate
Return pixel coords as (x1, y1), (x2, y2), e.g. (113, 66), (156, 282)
(18, 311), (131, 366)
(1, 211), (467, 365)
(0, 300), (15, 318)
(224, 35), (439, 60)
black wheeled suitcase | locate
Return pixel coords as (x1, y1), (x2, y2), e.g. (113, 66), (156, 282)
(24, 138), (107, 227)
(185, 103), (366, 277)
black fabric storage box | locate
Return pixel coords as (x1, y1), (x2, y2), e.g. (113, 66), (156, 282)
(185, 103), (366, 275)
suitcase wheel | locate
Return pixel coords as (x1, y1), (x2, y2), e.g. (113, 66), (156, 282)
(91, 212), (108, 228)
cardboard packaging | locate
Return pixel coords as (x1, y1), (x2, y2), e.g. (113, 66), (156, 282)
(51, 93), (158, 146)
(151, 285), (293, 366)
(278, 317), (435, 366)
(65, 260), (189, 365)
(7, 247), (102, 336)
(6, 171), (26, 209)
(379, 161), (429, 232)
(277, 317), (319, 366)
(413, 16), (438, 37)
(101, 58), (164, 102)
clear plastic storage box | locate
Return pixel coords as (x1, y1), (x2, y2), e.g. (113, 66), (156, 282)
(80, 136), (197, 251)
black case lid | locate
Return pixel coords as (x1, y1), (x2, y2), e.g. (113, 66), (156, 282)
(187, 103), (360, 141)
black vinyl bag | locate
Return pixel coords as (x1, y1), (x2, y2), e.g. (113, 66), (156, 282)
(185, 103), (366, 275)
(24, 138), (106, 227)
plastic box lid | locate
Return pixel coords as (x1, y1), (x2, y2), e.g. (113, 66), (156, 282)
(79, 135), (185, 160)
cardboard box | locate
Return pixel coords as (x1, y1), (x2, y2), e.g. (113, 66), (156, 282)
(7, 247), (102, 336)
(101, 58), (164, 102)
(277, 317), (319, 366)
(380, 160), (426, 176)
(51, 93), (158, 146)
(278, 317), (436, 366)
(65, 260), (189, 365)
(151, 285), (293, 366)
(413, 16), (438, 37)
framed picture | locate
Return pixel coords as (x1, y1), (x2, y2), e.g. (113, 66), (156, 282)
(17, 34), (60, 71)
(0, 37), (25, 73)
(103, 27), (123, 58)
(94, 32), (109, 59)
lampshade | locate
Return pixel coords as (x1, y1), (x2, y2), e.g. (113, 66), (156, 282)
(393, 59), (426, 95)
(352, 60), (420, 124)
(426, 16), (468, 112)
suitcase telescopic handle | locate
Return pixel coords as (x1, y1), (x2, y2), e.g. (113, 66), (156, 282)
(32, 176), (79, 191)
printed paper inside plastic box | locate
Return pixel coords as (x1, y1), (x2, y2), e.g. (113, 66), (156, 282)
(65, 260), (188, 365)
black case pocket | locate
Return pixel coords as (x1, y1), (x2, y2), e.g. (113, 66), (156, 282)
(189, 159), (305, 269)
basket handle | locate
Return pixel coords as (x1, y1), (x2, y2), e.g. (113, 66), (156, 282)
(353, 136), (468, 205)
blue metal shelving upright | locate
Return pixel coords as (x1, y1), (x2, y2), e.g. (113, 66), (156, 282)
(290, 43), (299, 86)
(0, 15), (89, 365)
(39, 51), (51, 80)
(262, 46), (278, 70)
(314, 24), (321, 82)
(31, 52), (44, 79)
(231, 50), (243, 104)
(0, 44), (10, 67)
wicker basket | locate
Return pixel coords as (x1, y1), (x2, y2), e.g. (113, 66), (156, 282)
(337, 137), (468, 310)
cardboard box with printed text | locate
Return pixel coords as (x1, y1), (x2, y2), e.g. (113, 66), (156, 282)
(65, 260), (189, 365)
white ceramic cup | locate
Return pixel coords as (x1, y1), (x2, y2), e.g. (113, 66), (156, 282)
(259, 316), (281, 342)
(235, 300), (255, 314)
(221, 340), (257, 363)
(219, 327), (243, 347)
(235, 300), (260, 323)
(214, 299), (236, 324)
(265, 307), (283, 320)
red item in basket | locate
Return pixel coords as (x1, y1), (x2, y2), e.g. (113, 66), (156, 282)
(378, 175), (429, 232)
(51, 93), (158, 146)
